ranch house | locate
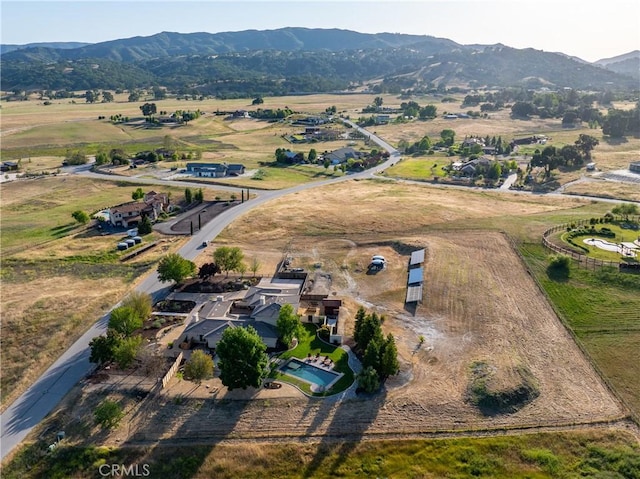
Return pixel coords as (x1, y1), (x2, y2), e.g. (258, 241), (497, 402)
(324, 147), (362, 165)
(177, 278), (302, 351)
(186, 162), (245, 177)
(109, 191), (169, 228)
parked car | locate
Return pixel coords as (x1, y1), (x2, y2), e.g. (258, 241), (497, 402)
(201, 241), (208, 248)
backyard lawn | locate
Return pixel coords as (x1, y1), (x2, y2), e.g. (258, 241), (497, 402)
(560, 220), (640, 261)
(381, 156), (448, 180)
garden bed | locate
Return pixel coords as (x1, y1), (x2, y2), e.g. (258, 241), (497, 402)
(177, 276), (260, 293)
(152, 300), (195, 313)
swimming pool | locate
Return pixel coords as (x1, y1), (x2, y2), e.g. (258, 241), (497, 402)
(280, 358), (342, 390)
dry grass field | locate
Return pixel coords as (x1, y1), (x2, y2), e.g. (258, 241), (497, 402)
(35, 180), (620, 448)
(562, 179), (640, 202)
(221, 179), (586, 241)
(0, 175), (197, 407)
(2, 93), (637, 196)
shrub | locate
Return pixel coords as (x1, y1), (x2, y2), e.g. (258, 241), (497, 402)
(547, 254), (571, 278)
(357, 366), (380, 394)
(521, 449), (561, 475)
(318, 325), (331, 341)
(94, 400), (124, 429)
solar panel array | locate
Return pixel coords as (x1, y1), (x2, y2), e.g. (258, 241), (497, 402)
(406, 285), (423, 303)
(408, 267), (423, 285)
(406, 248), (425, 303)
(410, 249), (425, 265)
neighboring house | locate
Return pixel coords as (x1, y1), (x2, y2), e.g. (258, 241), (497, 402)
(155, 148), (175, 159)
(444, 114), (458, 119)
(324, 147), (362, 165)
(462, 137), (485, 148)
(630, 161), (640, 174)
(482, 146), (497, 155)
(1, 161), (19, 171)
(232, 110), (250, 118)
(459, 157), (493, 176)
(283, 151), (300, 163)
(109, 191), (169, 227)
(460, 163), (477, 175)
(510, 135), (547, 148)
(226, 164), (246, 176)
(295, 116), (326, 126)
(375, 114), (390, 124)
(314, 129), (340, 141)
(186, 162), (245, 178)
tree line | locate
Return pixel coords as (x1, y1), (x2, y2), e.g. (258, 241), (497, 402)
(353, 307), (400, 393)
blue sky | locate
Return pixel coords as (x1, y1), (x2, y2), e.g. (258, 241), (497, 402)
(2, 0), (639, 62)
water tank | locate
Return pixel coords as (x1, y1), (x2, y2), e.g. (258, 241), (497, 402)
(117, 242), (129, 251)
(133, 236), (142, 244)
(125, 239), (135, 247)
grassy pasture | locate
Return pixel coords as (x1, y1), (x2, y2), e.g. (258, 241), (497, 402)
(220, 179), (587, 242)
(381, 155), (448, 179)
(4, 429), (638, 478)
(0, 176), (187, 256)
(520, 243), (640, 418)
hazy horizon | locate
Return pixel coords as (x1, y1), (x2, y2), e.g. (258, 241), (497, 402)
(2, 1), (639, 63)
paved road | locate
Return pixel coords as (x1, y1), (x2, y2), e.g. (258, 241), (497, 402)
(0, 120), (635, 461)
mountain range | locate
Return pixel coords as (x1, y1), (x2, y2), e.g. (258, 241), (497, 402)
(1, 28), (638, 94)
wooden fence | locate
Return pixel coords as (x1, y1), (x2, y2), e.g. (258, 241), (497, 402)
(507, 233), (639, 425)
(541, 215), (640, 271)
(161, 351), (183, 388)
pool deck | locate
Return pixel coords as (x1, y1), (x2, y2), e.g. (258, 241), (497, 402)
(280, 357), (343, 392)
(276, 345), (363, 399)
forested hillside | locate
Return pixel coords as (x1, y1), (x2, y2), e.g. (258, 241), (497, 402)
(2, 28), (637, 95)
